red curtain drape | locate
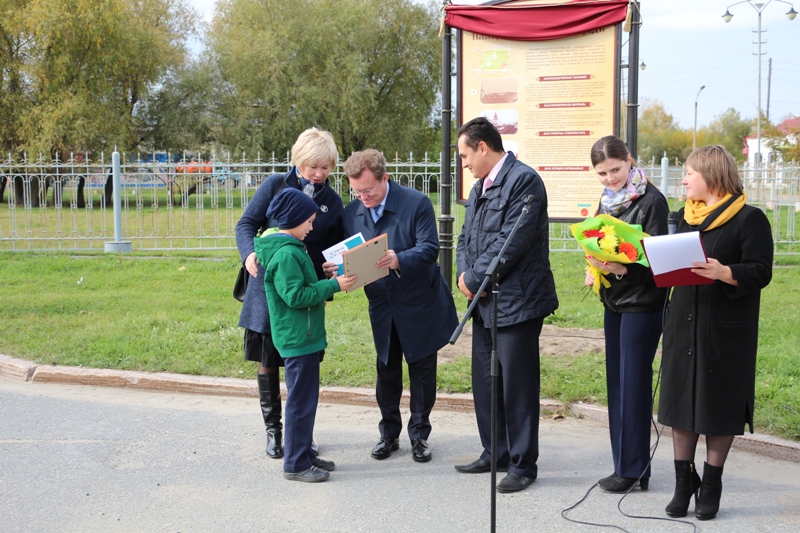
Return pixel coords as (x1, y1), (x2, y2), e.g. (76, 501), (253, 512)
(444, 1), (629, 41)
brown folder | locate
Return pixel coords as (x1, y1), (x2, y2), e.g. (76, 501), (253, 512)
(342, 233), (390, 291)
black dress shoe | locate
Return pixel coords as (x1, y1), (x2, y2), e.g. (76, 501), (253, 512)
(454, 458), (509, 474)
(411, 439), (432, 463)
(311, 456), (336, 471)
(496, 473), (535, 493)
(371, 438), (399, 460)
(597, 473), (649, 493)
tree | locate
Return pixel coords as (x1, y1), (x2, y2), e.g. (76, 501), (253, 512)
(636, 99), (691, 164)
(0, 0), (32, 154)
(763, 116), (800, 163)
(0, 0), (196, 157)
(135, 61), (217, 154)
(697, 107), (752, 164)
(206, 0), (442, 157)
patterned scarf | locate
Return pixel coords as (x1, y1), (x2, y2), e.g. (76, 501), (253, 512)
(684, 193), (747, 232)
(598, 166), (647, 217)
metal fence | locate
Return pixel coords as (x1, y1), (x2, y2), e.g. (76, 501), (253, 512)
(0, 152), (448, 251)
(1, 153), (799, 254)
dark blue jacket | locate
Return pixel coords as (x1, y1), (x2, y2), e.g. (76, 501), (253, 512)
(236, 169), (344, 333)
(343, 180), (458, 364)
(456, 152), (558, 327)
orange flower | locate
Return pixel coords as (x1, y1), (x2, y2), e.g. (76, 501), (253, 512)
(618, 241), (638, 261)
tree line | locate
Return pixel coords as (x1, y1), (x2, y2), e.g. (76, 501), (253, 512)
(2, 0), (795, 163)
(1, 0), (442, 159)
(636, 100), (799, 165)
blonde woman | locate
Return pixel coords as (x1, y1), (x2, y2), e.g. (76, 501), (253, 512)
(235, 128), (344, 459)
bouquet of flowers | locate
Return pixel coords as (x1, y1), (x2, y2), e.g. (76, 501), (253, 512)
(569, 214), (650, 294)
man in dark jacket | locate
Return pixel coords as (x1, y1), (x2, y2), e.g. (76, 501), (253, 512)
(342, 149), (458, 464)
(454, 117), (558, 493)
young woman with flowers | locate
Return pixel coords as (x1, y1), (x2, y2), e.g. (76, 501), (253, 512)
(657, 146), (772, 520)
(584, 135), (669, 493)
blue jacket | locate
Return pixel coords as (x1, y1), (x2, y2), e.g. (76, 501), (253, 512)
(343, 180), (458, 364)
(456, 152), (558, 327)
(236, 169), (344, 333)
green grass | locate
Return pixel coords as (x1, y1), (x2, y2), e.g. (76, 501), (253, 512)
(0, 250), (798, 441)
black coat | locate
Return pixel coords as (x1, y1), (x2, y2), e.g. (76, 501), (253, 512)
(657, 204), (773, 435)
(598, 182), (669, 313)
(456, 152), (558, 327)
(343, 180), (458, 364)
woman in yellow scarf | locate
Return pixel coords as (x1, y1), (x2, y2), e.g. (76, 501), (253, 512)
(658, 145), (773, 520)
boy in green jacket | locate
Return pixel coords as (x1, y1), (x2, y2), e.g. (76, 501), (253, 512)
(254, 188), (357, 482)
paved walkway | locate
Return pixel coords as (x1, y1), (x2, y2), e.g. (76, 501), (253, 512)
(2, 365), (800, 532)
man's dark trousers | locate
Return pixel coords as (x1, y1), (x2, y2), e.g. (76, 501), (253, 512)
(376, 321), (437, 441)
(472, 314), (544, 480)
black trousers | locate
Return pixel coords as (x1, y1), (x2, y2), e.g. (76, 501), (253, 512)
(376, 321), (437, 442)
(472, 314), (543, 479)
(604, 309), (662, 479)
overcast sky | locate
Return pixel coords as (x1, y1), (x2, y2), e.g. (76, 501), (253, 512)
(187, 0), (800, 129)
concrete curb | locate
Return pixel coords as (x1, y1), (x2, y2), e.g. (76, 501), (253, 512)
(3, 353), (799, 463)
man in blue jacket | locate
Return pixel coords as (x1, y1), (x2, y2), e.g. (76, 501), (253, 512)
(455, 117), (558, 493)
(342, 149), (458, 463)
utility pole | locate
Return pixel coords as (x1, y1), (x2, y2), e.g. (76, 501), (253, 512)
(766, 57), (772, 121)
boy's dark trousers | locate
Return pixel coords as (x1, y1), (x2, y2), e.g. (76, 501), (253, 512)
(282, 352), (321, 473)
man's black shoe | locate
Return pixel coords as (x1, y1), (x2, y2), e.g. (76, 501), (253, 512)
(371, 438), (399, 460)
(454, 458), (508, 474)
(411, 439), (432, 463)
(496, 473), (535, 493)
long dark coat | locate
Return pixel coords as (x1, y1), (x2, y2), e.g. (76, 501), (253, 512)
(343, 180), (458, 364)
(657, 204), (773, 435)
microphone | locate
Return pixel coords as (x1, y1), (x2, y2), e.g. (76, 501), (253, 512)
(668, 211), (680, 235)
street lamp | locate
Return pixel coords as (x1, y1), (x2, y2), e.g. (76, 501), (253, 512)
(693, 85), (706, 152)
(723, 0), (797, 166)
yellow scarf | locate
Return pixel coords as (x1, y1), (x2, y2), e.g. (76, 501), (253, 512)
(684, 193), (747, 232)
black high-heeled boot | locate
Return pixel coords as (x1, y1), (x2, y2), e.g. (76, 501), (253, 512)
(695, 462), (724, 520)
(257, 373), (283, 459)
(665, 460), (701, 517)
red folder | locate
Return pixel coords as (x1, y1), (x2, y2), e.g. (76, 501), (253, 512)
(641, 233), (715, 288)
(647, 267), (714, 288)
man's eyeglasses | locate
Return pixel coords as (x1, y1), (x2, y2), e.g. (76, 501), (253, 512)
(349, 182), (383, 197)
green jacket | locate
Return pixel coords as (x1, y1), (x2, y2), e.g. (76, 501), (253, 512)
(253, 229), (341, 358)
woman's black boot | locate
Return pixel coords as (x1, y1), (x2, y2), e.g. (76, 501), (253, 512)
(695, 462), (724, 520)
(665, 460), (701, 517)
(257, 373), (283, 459)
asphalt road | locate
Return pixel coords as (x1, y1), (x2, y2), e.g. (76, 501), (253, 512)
(2, 376), (799, 532)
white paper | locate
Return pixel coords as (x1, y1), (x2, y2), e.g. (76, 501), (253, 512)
(641, 232), (707, 275)
(322, 232), (365, 275)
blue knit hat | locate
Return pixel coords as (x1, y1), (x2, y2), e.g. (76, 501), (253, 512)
(267, 188), (319, 230)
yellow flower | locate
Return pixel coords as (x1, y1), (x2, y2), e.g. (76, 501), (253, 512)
(598, 225), (619, 255)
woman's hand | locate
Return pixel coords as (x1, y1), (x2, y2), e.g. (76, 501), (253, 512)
(585, 270), (595, 287)
(691, 258), (738, 286)
(585, 255), (627, 277)
(245, 252), (259, 277)
(335, 274), (358, 292)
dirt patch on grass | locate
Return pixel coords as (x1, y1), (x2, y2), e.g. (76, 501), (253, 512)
(439, 324), (606, 364)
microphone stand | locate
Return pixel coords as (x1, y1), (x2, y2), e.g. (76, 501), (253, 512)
(449, 195), (533, 533)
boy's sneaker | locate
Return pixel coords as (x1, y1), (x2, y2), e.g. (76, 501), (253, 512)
(284, 465), (330, 483)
